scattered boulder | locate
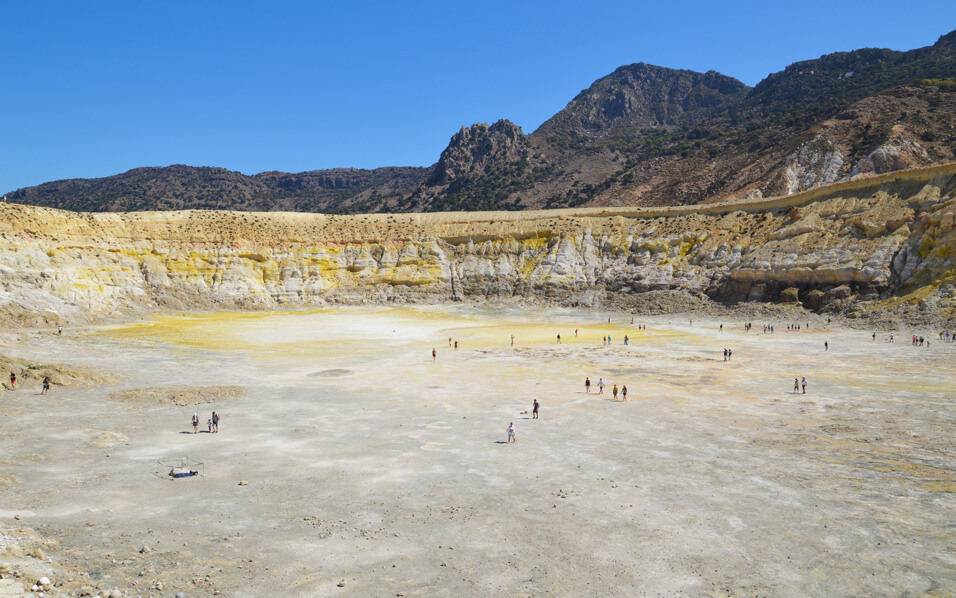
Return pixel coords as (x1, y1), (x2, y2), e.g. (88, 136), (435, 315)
(803, 289), (826, 309)
(826, 285), (852, 301)
(779, 287), (801, 303)
(852, 218), (885, 237)
(885, 211), (915, 231)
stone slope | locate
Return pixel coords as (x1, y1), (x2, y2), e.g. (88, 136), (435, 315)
(1, 164), (955, 328)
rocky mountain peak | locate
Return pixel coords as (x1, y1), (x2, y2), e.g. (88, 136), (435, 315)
(935, 29), (956, 51)
(533, 63), (748, 139)
(429, 120), (531, 186)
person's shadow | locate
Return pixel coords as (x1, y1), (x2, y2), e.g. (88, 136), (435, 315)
(493, 440), (508, 444)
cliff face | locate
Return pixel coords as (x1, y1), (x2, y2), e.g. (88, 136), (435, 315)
(2, 165), (955, 327)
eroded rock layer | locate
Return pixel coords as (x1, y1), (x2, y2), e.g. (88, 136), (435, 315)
(2, 164), (955, 326)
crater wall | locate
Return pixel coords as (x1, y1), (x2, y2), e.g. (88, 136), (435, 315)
(2, 164), (955, 326)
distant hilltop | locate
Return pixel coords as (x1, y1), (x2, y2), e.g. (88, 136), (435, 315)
(7, 30), (956, 215)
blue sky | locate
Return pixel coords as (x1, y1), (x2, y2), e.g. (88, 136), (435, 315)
(1, 1), (952, 193)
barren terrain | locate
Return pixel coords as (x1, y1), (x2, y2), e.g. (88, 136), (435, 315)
(1, 306), (954, 597)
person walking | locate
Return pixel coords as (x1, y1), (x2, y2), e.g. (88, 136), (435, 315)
(585, 377), (591, 393)
(532, 399), (539, 419)
(597, 378), (605, 394)
(612, 384), (619, 400)
(793, 378), (799, 393)
(41, 376), (50, 395)
(211, 411), (219, 433)
(192, 413), (200, 434)
(801, 377), (808, 394)
(432, 348), (436, 361)
(621, 385), (627, 402)
(9, 372), (15, 391)
(506, 422), (516, 444)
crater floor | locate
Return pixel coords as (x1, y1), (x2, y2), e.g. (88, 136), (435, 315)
(1, 306), (954, 596)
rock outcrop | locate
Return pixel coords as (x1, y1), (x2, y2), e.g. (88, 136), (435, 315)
(533, 63), (748, 138)
(1, 164), (955, 327)
(783, 136), (846, 195)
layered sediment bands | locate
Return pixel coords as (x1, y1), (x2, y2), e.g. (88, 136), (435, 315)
(1, 164), (955, 325)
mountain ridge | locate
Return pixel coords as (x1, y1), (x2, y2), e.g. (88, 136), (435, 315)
(7, 29), (956, 214)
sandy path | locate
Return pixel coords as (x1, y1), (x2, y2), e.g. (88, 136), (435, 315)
(1, 306), (954, 597)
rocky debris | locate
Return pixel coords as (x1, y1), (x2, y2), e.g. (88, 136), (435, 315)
(30, 576), (52, 593)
